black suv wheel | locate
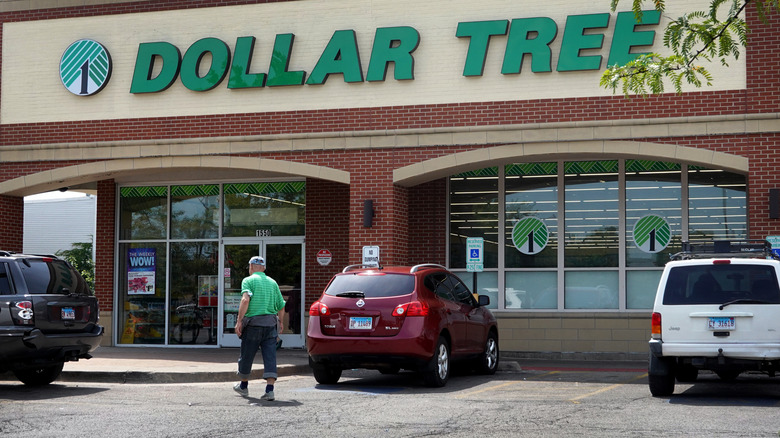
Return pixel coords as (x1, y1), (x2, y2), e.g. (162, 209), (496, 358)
(13, 363), (64, 386)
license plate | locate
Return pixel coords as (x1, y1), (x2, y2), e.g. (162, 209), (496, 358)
(349, 317), (372, 330)
(61, 307), (75, 320)
(708, 317), (735, 330)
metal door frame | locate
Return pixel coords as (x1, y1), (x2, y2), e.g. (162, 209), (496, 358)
(218, 237), (305, 348)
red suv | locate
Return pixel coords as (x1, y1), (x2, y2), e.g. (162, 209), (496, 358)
(307, 264), (499, 387)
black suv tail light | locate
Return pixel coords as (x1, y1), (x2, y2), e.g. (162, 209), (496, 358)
(11, 301), (34, 325)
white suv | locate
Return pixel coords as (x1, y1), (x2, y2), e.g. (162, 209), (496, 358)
(648, 241), (780, 396)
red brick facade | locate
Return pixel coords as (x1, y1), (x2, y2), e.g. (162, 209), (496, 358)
(95, 180), (116, 311)
(1, 1), (779, 354)
(0, 195), (22, 253)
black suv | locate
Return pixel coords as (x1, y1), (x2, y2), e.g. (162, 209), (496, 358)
(0, 251), (103, 385)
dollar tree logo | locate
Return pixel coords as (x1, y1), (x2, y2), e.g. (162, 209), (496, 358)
(633, 215), (671, 253)
(512, 217), (549, 255)
(60, 39), (112, 96)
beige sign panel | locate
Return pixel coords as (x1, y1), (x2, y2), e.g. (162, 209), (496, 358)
(1, 0), (744, 124)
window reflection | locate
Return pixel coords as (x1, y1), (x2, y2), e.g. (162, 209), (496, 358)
(169, 242), (218, 345)
(688, 168), (747, 241)
(449, 169), (499, 268)
(564, 161), (619, 268)
(171, 185), (219, 240)
(448, 161), (747, 311)
(223, 182), (305, 237)
(505, 163), (557, 268)
(119, 186), (168, 240)
(625, 161), (682, 267)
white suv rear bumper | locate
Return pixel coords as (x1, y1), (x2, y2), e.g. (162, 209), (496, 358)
(654, 340), (780, 360)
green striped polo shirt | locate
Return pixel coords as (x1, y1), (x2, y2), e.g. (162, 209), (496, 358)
(241, 272), (286, 317)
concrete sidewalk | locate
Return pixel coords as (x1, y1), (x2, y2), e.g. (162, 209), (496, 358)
(0, 346), (648, 385)
(56, 346), (312, 384)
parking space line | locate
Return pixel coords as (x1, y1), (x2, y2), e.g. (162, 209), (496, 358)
(567, 373), (648, 404)
(455, 371), (560, 399)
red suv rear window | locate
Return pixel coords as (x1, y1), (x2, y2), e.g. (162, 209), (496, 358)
(325, 273), (415, 298)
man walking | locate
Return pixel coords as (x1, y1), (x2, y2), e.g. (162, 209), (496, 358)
(233, 255), (286, 401)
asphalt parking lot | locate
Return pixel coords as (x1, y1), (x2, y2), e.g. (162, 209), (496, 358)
(3, 360), (780, 438)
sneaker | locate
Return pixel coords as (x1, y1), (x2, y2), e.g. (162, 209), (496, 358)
(233, 383), (248, 397)
(260, 390), (275, 401)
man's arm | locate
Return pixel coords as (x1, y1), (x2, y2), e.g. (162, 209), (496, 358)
(277, 307), (285, 334)
(275, 286), (286, 334)
(234, 292), (251, 337)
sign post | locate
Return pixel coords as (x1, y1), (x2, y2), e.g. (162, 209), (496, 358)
(362, 246), (380, 267)
(466, 237), (484, 272)
(316, 249), (332, 266)
(766, 236), (780, 258)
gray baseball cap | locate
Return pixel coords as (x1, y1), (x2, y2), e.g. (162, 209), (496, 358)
(249, 256), (266, 266)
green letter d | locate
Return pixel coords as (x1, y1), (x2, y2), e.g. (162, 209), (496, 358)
(130, 42), (181, 93)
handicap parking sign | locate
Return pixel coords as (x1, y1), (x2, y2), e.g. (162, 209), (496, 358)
(466, 237), (483, 272)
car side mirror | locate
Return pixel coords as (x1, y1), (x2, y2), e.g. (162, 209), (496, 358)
(478, 295), (490, 306)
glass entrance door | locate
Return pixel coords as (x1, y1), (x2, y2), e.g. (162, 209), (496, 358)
(220, 239), (304, 348)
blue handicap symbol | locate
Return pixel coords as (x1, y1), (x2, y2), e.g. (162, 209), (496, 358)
(470, 249), (480, 258)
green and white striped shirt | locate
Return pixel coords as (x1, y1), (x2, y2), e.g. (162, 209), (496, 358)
(241, 272), (286, 317)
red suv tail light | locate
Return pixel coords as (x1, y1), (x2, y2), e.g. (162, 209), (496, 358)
(392, 301), (429, 317)
(11, 301), (34, 325)
(309, 301), (330, 316)
(651, 312), (662, 338)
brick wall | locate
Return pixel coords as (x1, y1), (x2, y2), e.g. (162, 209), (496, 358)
(408, 179), (448, 265)
(95, 179), (115, 311)
(746, 6), (780, 113)
(304, 178), (350, 306)
(0, 195), (23, 252)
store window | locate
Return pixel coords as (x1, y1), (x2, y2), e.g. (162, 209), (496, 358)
(117, 181), (306, 345)
(448, 161), (746, 312)
(688, 168), (747, 241)
(504, 162), (558, 309)
(455, 271), (499, 309)
(169, 242), (218, 345)
(564, 160), (619, 268)
(563, 161), (619, 310)
(171, 185), (219, 239)
(449, 168), (499, 304)
(118, 242), (167, 344)
(223, 182), (305, 237)
(449, 168), (498, 268)
(625, 160), (682, 309)
(119, 186), (168, 240)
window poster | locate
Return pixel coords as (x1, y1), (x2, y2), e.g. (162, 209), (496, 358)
(128, 248), (156, 295)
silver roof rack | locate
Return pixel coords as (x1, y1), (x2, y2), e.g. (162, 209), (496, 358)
(410, 263), (446, 273)
(342, 264), (381, 273)
(670, 240), (779, 261)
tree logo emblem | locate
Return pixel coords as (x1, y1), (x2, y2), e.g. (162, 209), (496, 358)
(60, 39), (112, 96)
(633, 215), (671, 254)
(512, 217), (549, 255)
